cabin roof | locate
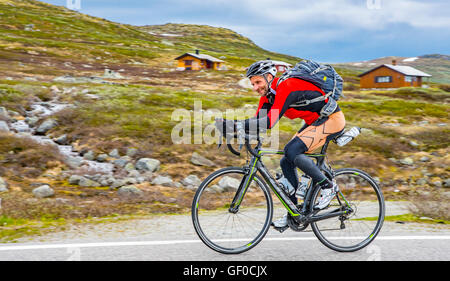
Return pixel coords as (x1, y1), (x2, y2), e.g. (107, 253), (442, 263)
(175, 53), (224, 63)
(358, 64), (432, 77)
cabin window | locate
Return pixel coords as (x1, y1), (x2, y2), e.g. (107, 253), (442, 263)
(375, 76), (392, 83)
(184, 60), (193, 66)
(404, 76), (416, 82)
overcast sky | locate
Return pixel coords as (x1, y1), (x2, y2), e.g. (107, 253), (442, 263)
(41, 0), (450, 63)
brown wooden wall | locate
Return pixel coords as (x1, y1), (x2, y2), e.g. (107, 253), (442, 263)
(176, 55), (221, 70)
(359, 66), (422, 89)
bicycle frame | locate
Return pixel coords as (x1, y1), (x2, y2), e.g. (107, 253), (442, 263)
(228, 139), (352, 225)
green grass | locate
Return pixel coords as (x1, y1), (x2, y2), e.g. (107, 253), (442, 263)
(356, 213), (449, 225)
(341, 99), (448, 121)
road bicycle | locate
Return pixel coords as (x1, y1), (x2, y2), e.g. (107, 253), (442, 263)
(192, 129), (385, 254)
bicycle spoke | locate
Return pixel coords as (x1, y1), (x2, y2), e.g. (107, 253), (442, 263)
(311, 169), (385, 252)
(192, 168), (272, 254)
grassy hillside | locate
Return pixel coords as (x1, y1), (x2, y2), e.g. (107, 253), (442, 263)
(139, 23), (299, 68)
(0, 0), (299, 80)
(0, 0), (449, 241)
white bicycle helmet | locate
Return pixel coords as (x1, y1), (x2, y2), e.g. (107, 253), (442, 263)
(246, 60), (277, 79)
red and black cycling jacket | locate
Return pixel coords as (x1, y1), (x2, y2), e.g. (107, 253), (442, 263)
(245, 77), (340, 132)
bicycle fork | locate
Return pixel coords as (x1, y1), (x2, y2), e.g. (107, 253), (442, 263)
(228, 157), (258, 213)
(229, 158), (301, 219)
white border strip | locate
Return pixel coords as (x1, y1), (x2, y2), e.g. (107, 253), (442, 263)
(0, 236), (449, 251)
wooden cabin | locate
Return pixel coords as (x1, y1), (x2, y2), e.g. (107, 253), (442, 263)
(358, 60), (431, 89)
(175, 50), (225, 71)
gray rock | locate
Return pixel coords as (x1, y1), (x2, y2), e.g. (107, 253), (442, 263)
(65, 156), (82, 168)
(96, 154), (109, 162)
(0, 107), (10, 119)
(55, 198), (72, 204)
(68, 175), (82, 185)
(32, 185), (54, 198)
(433, 181), (442, 188)
(141, 171), (154, 181)
(151, 175), (173, 187)
(238, 78), (253, 89)
(441, 191), (450, 199)
(110, 179), (126, 189)
(53, 134), (68, 145)
(124, 163), (135, 172)
(83, 150), (95, 161)
(416, 178), (428, 186)
(136, 158), (160, 172)
(78, 176), (99, 187)
(209, 184), (223, 193)
(419, 156), (430, 162)
(36, 119), (58, 134)
(126, 147), (138, 157)
(117, 185), (143, 197)
(50, 85), (60, 93)
(113, 156), (131, 168)
(399, 157), (414, 165)
(136, 177), (146, 184)
(190, 152), (215, 167)
(0, 177), (9, 192)
(218, 176), (240, 191)
(25, 116), (39, 127)
(109, 148), (120, 158)
(443, 179), (450, 188)
(181, 175), (202, 187)
(409, 141), (419, 147)
(103, 69), (124, 79)
(0, 121), (9, 132)
(128, 169), (141, 178)
(124, 177), (138, 185)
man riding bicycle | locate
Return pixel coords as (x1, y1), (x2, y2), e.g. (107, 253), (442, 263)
(217, 60), (346, 229)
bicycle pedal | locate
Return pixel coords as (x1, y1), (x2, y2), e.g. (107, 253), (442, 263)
(272, 225), (289, 233)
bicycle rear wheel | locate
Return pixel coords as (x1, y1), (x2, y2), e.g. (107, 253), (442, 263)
(311, 168), (385, 252)
(192, 167), (273, 254)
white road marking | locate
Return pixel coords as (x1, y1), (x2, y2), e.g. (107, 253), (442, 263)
(0, 236), (449, 251)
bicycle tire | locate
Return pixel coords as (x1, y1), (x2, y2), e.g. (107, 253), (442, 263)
(310, 168), (385, 252)
(192, 167), (273, 254)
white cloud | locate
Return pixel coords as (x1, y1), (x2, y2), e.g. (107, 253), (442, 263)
(239, 0), (450, 30)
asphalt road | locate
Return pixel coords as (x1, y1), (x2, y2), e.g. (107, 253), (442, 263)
(0, 201), (448, 261)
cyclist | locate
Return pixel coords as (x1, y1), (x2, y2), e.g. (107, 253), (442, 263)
(216, 60), (346, 229)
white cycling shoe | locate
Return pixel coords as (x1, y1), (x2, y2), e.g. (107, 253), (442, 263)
(316, 181), (339, 209)
(271, 213), (288, 228)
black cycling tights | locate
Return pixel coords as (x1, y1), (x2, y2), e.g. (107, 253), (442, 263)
(280, 137), (328, 205)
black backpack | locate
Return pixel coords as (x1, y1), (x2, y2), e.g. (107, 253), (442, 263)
(276, 60), (344, 116)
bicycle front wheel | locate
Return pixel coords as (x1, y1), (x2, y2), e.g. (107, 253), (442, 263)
(311, 168), (385, 252)
(192, 167), (273, 254)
